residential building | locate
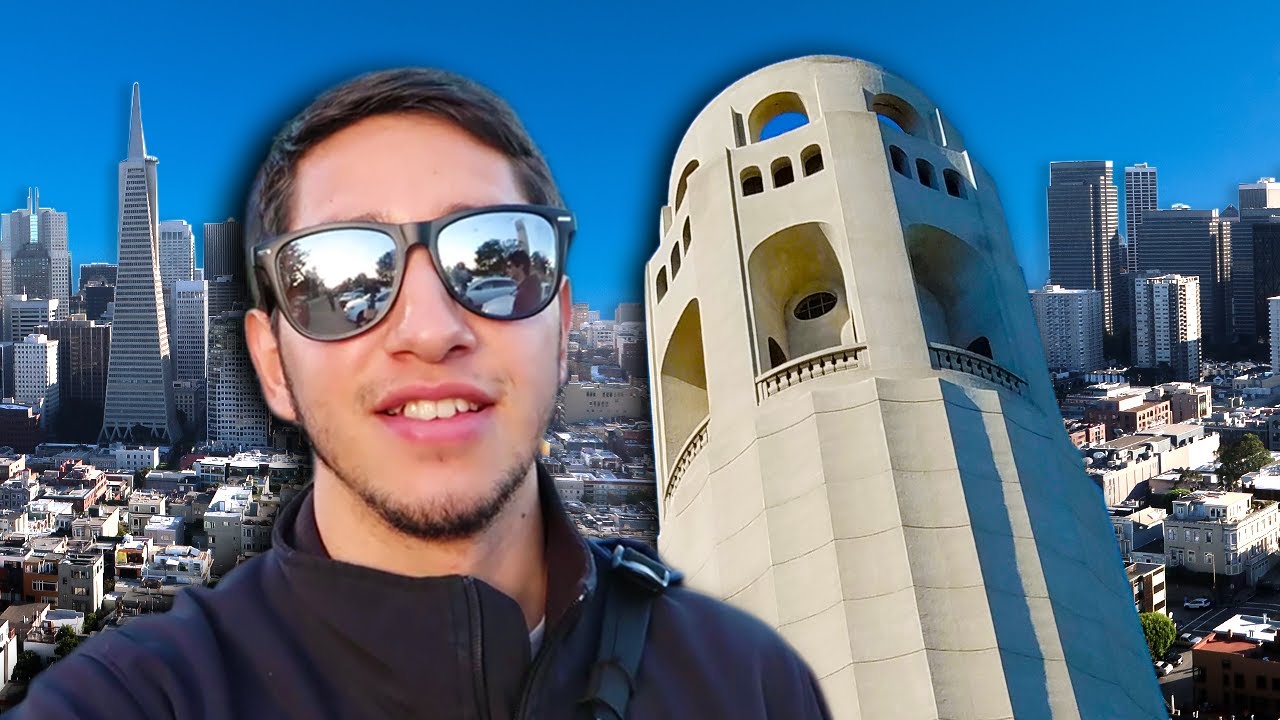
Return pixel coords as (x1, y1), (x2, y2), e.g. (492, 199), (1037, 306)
(1085, 426), (1219, 506)
(142, 544), (211, 586)
(1133, 274), (1201, 381)
(22, 552), (61, 606)
(1147, 382), (1212, 423)
(1124, 164), (1158, 274)
(14, 333), (57, 430)
(99, 83), (180, 445)
(1029, 284), (1103, 372)
(1124, 562), (1167, 616)
(143, 515), (184, 547)
(70, 506), (121, 543)
(114, 538), (153, 582)
(1083, 393), (1171, 441)
(1048, 160), (1121, 334)
(57, 553), (103, 614)
(1111, 506), (1167, 563)
(570, 302), (590, 330)
(1165, 491), (1280, 589)
(0, 404), (42, 453)
(1065, 419), (1105, 448)
(1191, 615), (1280, 717)
(128, 490), (167, 534)
(1132, 206), (1232, 346)
(561, 382), (646, 423)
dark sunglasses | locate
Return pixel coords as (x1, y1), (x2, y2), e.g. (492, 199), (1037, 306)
(252, 204), (575, 341)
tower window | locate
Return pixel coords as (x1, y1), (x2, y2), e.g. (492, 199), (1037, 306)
(916, 159), (937, 189)
(741, 167), (764, 196)
(670, 245), (681, 278)
(793, 292), (837, 321)
(801, 145), (824, 176)
(889, 146), (910, 178)
(943, 169), (966, 198)
(656, 268), (668, 303)
(682, 219), (692, 252)
(772, 157), (794, 188)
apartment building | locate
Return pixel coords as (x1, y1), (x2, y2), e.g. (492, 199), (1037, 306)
(1165, 490), (1280, 588)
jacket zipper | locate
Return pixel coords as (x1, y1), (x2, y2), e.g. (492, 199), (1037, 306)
(513, 589), (588, 719)
(464, 577), (493, 720)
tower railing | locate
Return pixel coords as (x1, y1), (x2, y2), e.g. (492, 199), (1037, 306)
(928, 342), (1028, 396)
(754, 343), (869, 402)
(665, 415), (709, 501)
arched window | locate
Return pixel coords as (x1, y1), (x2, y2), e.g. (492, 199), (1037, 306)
(916, 159), (937, 190)
(656, 268), (668, 302)
(801, 145), (824, 176)
(870, 94), (926, 138)
(741, 167), (764, 196)
(943, 169), (966, 198)
(682, 218), (692, 252)
(768, 338), (787, 369)
(967, 336), (993, 359)
(889, 146), (911, 178)
(670, 244), (681, 278)
(674, 160), (699, 211)
(771, 157), (794, 188)
(748, 92), (808, 143)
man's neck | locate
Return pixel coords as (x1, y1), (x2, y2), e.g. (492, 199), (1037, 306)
(310, 465), (547, 631)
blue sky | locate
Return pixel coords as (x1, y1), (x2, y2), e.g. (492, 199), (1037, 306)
(4, 1), (1279, 312)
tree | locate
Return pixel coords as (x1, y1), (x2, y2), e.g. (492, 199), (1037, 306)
(11, 651), (42, 683)
(53, 624), (82, 659)
(1169, 488), (1192, 501)
(1177, 468), (1203, 486)
(1139, 612), (1176, 661)
(472, 239), (508, 276)
(1217, 434), (1273, 490)
(83, 611), (98, 634)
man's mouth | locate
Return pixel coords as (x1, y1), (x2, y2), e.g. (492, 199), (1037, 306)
(383, 398), (484, 421)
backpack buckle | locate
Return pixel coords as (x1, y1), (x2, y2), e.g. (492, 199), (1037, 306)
(610, 544), (671, 595)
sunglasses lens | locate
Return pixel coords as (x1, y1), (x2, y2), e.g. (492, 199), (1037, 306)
(436, 211), (560, 318)
(275, 228), (398, 338)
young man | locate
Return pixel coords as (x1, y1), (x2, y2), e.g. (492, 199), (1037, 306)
(505, 250), (543, 316)
(8, 69), (831, 719)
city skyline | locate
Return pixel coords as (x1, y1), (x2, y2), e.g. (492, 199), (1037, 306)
(0, 2), (1274, 312)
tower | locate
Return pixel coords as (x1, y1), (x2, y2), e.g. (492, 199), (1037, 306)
(646, 56), (1163, 718)
(1048, 161), (1121, 334)
(1124, 163), (1158, 273)
(99, 83), (180, 445)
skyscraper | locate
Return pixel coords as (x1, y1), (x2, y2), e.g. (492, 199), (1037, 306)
(1047, 161), (1121, 334)
(1123, 163), (1158, 273)
(207, 310), (268, 450)
(173, 279), (208, 381)
(1134, 274), (1201, 381)
(14, 333), (58, 430)
(1271, 296), (1280, 374)
(614, 302), (642, 323)
(1133, 205), (1231, 346)
(158, 219), (194, 297)
(1029, 284), (1103, 372)
(648, 56), (1163, 718)
(5, 188), (71, 320)
(1229, 179), (1280, 343)
(571, 302), (590, 330)
(37, 314), (110, 442)
(3, 296), (57, 344)
(99, 83), (180, 445)
(203, 219), (244, 286)
(78, 262), (117, 290)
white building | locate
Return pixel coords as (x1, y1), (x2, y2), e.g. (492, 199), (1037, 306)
(1029, 284), (1103, 373)
(142, 545), (211, 586)
(142, 515), (184, 547)
(1134, 273), (1201, 381)
(3, 295), (57, 344)
(1270, 295), (1280, 374)
(207, 311), (269, 450)
(561, 382), (646, 423)
(14, 333), (57, 429)
(158, 220), (194, 300)
(1124, 164), (1158, 273)
(173, 279), (208, 381)
(1165, 490), (1280, 587)
(583, 320), (616, 351)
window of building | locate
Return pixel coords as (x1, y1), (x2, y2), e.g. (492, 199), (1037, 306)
(889, 146), (910, 178)
(916, 159), (937, 189)
(943, 169), (966, 198)
(793, 292), (837, 321)
(771, 157), (795, 188)
(801, 145), (824, 176)
(741, 167), (764, 196)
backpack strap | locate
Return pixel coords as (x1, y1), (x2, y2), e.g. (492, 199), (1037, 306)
(581, 543), (674, 720)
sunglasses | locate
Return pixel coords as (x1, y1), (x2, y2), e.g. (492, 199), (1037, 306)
(252, 204), (575, 341)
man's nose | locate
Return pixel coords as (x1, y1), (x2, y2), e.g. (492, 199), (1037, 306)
(378, 246), (477, 362)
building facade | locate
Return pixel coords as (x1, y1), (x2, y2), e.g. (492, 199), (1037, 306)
(1133, 206), (1231, 346)
(36, 314), (110, 442)
(1134, 274), (1201, 381)
(645, 56), (1163, 717)
(1048, 160), (1121, 334)
(207, 310), (269, 450)
(1229, 179), (1280, 344)
(1028, 284), (1103, 373)
(202, 219), (243, 287)
(14, 334), (57, 429)
(1164, 491), (1279, 588)
(1124, 164), (1158, 274)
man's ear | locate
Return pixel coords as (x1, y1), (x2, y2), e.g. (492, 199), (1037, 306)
(557, 276), (572, 386)
(244, 308), (300, 424)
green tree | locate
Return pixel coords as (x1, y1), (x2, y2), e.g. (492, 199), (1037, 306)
(1217, 434), (1273, 490)
(11, 651), (42, 683)
(1139, 612), (1176, 661)
(1177, 468), (1203, 485)
(83, 611), (98, 633)
(1169, 488), (1192, 502)
(472, 239), (508, 276)
(53, 624), (82, 659)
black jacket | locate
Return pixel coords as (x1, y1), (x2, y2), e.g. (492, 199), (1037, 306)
(5, 466), (831, 719)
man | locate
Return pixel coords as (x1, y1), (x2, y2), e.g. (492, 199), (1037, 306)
(506, 249), (543, 316)
(8, 69), (830, 719)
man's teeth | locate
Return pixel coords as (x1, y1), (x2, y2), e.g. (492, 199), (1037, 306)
(386, 398), (481, 420)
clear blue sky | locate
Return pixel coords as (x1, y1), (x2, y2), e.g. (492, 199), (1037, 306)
(4, 1), (1278, 311)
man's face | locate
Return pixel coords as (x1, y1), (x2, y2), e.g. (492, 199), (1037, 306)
(505, 261), (525, 282)
(247, 113), (569, 540)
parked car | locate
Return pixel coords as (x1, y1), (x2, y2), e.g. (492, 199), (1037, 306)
(1154, 660), (1173, 677)
(1183, 597), (1212, 610)
(464, 277), (517, 305)
(1165, 650), (1184, 667)
(1176, 632), (1205, 648)
(344, 288), (392, 323)
(1259, 580), (1280, 593)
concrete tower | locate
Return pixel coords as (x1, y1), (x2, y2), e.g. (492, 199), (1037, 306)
(645, 56), (1163, 719)
(100, 83), (180, 444)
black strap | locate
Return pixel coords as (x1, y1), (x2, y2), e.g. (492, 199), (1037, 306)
(582, 544), (673, 720)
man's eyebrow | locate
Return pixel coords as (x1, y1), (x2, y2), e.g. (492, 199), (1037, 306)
(313, 202), (487, 226)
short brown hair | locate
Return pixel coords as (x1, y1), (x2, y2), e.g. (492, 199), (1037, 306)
(244, 67), (563, 312)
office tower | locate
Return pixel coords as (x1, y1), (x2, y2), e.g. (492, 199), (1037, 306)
(1123, 164), (1158, 273)
(80, 283), (114, 322)
(0, 342), (14, 398)
(647, 56), (1163, 717)
(6, 189), (71, 320)
(1134, 274), (1201, 381)
(1229, 179), (1280, 343)
(15, 333), (58, 429)
(207, 311), (268, 450)
(1272, 297), (1280, 374)
(36, 314), (110, 442)
(99, 83), (180, 445)
(571, 302), (590, 330)
(193, 267), (203, 282)
(1048, 160), (1121, 334)
(1133, 205), (1231, 346)
(1254, 224), (1280, 346)
(615, 302), (642, 323)
(1029, 285), (1103, 372)
(173, 280), (208, 381)
(78, 262), (117, 290)
(158, 219), (194, 297)
(203, 219), (244, 286)
(206, 274), (243, 319)
(3, 296), (56, 344)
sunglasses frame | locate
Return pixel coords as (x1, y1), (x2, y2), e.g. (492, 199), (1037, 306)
(251, 204), (576, 342)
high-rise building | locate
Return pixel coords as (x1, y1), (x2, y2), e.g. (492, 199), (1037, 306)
(173, 279), (208, 381)
(36, 314), (110, 442)
(5, 189), (71, 320)
(614, 302), (642, 323)
(1271, 296), (1280, 374)
(79, 283), (114, 322)
(206, 274), (244, 319)
(1123, 164), (1158, 273)
(1133, 205), (1231, 346)
(1029, 284), (1103, 373)
(3, 296), (56, 344)
(14, 333), (58, 429)
(1229, 179), (1280, 343)
(1134, 274), (1201, 381)
(1249, 222), (1280, 348)
(1048, 160), (1121, 334)
(207, 311), (268, 450)
(203, 219), (244, 286)
(571, 302), (591, 330)
(0, 342), (14, 398)
(99, 84), (180, 445)
(647, 56), (1163, 717)
(159, 220), (194, 297)
(78, 262), (117, 290)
